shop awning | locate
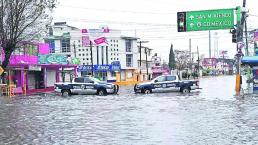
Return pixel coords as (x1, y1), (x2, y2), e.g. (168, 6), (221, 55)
(241, 56), (258, 66)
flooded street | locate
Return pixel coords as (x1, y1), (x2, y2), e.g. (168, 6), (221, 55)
(1, 76), (258, 145)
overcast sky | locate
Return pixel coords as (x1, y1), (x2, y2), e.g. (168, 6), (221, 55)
(52, 0), (258, 62)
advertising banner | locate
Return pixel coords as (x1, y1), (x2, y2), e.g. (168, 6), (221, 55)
(81, 27), (109, 46)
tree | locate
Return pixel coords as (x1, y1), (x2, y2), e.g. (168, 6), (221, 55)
(168, 44), (176, 70)
(174, 50), (190, 70)
(0, 0), (56, 70)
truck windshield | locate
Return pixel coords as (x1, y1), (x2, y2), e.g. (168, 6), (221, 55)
(90, 77), (101, 83)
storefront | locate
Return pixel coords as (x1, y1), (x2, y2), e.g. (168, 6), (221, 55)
(1, 42), (79, 95)
(77, 63), (121, 82)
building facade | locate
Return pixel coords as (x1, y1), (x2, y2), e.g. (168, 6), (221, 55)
(0, 42), (77, 95)
(46, 22), (141, 84)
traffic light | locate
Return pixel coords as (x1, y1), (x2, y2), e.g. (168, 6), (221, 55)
(232, 29), (237, 43)
(177, 12), (186, 32)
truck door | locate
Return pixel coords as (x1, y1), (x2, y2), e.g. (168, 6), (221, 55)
(152, 76), (166, 92)
(73, 77), (85, 94)
(84, 78), (97, 94)
(165, 75), (179, 92)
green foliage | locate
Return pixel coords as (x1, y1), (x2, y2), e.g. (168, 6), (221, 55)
(168, 44), (176, 70)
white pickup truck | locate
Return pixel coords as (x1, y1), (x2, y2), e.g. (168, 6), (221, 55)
(55, 76), (119, 96)
(134, 75), (200, 94)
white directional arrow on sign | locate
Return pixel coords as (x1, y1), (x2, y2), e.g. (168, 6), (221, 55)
(189, 15), (194, 20)
(190, 23), (194, 27)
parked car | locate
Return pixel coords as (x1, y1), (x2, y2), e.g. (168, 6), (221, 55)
(55, 76), (119, 96)
(134, 75), (200, 94)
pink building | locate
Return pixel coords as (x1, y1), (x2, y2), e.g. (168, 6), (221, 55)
(151, 53), (170, 78)
(0, 42), (78, 95)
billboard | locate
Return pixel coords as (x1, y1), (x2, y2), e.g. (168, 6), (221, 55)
(81, 27), (109, 46)
(202, 58), (217, 67)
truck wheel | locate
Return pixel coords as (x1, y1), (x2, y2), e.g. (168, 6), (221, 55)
(134, 85), (138, 93)
(114, 85), (119, 94)
(144, 89), (152, 94)
(97, 89), (107, 96)
(62, 89), (71, 97)
(181, 87), (190, 93)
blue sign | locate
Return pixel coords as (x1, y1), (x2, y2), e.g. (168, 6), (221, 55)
(77, 64), (121, 72)
(77, 65), (93, 72)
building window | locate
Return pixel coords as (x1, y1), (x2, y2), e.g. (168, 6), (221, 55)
(111, 71), (116, 77)
(117, 49), (119, 51)
(83, 58), (85, 60)
(61, 39), (70, 53)
(83, 63), (85, 65)
(111, 44), (112, 46)
(86, 49), (88, 51)
(111, 58), (113, 60)
(79, 49), (81, 51)
(117, 44), (118, 47)
(126, 40), (132, 52)
(117, 58), (119, 60)
(82, 54), (85, 56)
(126, 54), (133, 67)
(79, 54), (81, 56)
(87, 58), (89, 60)
(48, 40), (55, 53)
(111, 40), (113, 42)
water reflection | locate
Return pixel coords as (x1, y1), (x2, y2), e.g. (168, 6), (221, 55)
(0, 76), (258, 145)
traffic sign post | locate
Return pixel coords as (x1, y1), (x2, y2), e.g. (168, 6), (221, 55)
(177, 8), (235, 32)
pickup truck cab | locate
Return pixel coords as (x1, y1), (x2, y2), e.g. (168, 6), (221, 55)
(134, 75), (200, 94)
(55, 76), (119, 96)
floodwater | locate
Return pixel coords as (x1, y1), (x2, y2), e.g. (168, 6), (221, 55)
(0, 76), (258, 145)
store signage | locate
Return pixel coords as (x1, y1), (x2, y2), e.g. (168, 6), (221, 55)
(38, 54), (68, 64)
(77, 64), (121, 72)
(29, 65), (42, 71)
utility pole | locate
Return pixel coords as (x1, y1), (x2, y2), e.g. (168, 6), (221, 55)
(189, 39), (192, 74)
(236, 0), (247, 93)
(197, 46), (200, 76)
(145, 47), (149, 80)
(244, 14), (249, 56)
(90, 41), (94, 76)
(189, 39), (191, 62)
(139, 41), (142, 74)
(138, 41), (149, 79)
(209, 30), (211, 58)
(73, 41), (76, 58)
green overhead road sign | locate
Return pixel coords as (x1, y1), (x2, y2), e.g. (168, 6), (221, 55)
(177, 8), (235, 32)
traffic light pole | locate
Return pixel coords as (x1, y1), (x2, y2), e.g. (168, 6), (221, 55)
(236, 0), (247, 94)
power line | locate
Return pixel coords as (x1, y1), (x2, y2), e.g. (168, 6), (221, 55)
(54, 17), (175, 26)
(58, 4), (177, 15)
